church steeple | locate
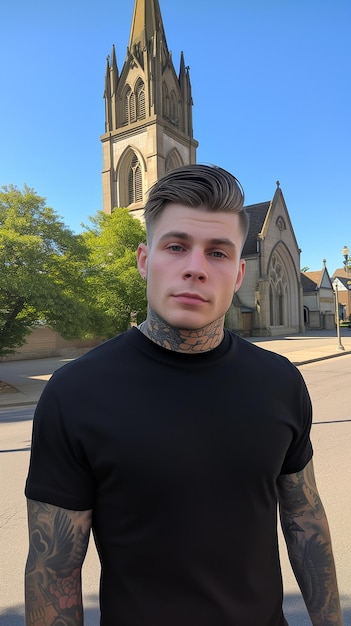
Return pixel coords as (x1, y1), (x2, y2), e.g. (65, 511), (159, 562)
(128, 0), (169, 66)
(101, 0), (198, 217)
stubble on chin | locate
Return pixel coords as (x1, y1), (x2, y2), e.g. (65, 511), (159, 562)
(141, 309), (225, 353)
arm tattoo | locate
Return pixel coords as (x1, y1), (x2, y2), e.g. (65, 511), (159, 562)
(140, 308), (224, 352)
(25, 500), (92, 626)
(278, 461), (342, 625)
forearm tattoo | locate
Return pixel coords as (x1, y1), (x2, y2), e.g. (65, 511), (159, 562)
(278, 462), (342, 625)
(140, 308), (224, 352)
(25, 500), (92, 626)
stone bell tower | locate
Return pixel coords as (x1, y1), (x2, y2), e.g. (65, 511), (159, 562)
(101, 0), (198, 218)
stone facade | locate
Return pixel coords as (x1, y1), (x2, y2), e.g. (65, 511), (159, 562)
(228, 184), (304, 336)
(301, 263), (335, 330)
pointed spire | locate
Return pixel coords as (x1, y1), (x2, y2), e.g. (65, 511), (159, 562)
(111, 44), (118, 77)
(104, 55), (112, 132)
(129, 0), (169, 55)
(110, 44), (119, 95)
(104, 55), (111, 100)
(179, 51), (186, 77)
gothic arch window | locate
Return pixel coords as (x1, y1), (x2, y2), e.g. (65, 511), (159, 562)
(123, 86), (132, 125)
(122, 84), (137, 124)
(269, 252), (288, 326)
(129, 91), (136, 122)
(165, 150), (183, 172)
(128, 154), (142, 204)
(136, 79), (145, 119)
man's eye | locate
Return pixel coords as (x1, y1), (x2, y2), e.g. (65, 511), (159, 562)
(210, 251), (226, 258)
(168, 245), (184, 252)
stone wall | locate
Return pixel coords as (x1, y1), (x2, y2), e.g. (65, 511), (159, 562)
(1, 326), (101, 362)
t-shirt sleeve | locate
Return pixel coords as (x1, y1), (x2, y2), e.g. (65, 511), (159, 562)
(25, 372), (95, 511)
(280, 367), (313, 475)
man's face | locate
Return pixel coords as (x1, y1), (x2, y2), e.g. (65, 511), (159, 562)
(137, 204), (246, 330)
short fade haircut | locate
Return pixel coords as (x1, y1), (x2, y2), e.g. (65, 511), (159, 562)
(143, 164), (249, 245)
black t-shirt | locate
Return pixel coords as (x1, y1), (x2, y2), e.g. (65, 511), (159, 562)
(26, 328), (313, 625)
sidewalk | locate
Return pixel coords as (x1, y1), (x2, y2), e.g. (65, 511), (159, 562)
(1, 329), (351, 408)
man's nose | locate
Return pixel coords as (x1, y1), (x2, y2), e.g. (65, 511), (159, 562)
(182, 250), (208, 281)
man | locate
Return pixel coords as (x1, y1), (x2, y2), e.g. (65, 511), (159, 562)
(25, 164), (343, 625)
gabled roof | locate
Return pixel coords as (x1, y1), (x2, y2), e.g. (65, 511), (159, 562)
(332, 275), (350, 290)
(242, 201), (270, 256)
(301, 272), (320, 291)
(332, 267), (348, 279)
(301, 265), (333, 292)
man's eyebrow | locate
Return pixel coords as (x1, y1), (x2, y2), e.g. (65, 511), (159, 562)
(209, 237), (237, 249)
(158, 231), (236, 248)
(158, 231), (191, 243)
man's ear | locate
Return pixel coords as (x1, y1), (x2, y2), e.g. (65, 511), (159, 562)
(234, 259), (246, 292)
(137, 243), (148, 280)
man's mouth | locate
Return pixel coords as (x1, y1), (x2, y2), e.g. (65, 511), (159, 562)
(173, 292), (208, 304)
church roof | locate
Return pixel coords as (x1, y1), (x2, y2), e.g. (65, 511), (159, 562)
(242, 201), (270, 256)
(301, 271), (321, 291)
(301, 265), (333, 292)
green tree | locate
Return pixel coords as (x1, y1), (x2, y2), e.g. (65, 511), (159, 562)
(83, 209), (147, 336)
(0, 185), (93, 356)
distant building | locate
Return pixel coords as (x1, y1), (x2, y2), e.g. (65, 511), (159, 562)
(301, 261), (335, 329)
(227, 182), (304, 336)
(332, 268), (351, 321)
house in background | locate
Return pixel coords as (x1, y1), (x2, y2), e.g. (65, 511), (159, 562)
(301, 261), (335, 329)
(332, 268), (351, 321)
(227, 182), (304, 336)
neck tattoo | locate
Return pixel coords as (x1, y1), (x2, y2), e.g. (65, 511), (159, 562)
(138, 309), (224, 353)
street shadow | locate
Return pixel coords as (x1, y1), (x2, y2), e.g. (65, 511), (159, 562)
(0, 409), (35, 424)
(0, 446), (31, 454)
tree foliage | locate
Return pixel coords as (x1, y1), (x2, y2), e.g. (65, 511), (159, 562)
(0, 186), (147, 356)
(0, 185), (92, 355)
(82, 209), (147, 336)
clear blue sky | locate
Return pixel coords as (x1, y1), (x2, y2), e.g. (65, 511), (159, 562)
(1, 0), (350, 273)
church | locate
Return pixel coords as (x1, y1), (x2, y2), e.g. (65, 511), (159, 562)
(101, 0), (305, 337)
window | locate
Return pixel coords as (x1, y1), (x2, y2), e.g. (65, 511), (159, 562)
(269, 253), (287, 326)
(130, 92), (136, 122)
(128, 155), (142, 204)
(136, 79), (145, 119)
(123, 84), (137, 124)
(123, 86), (131, 125)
